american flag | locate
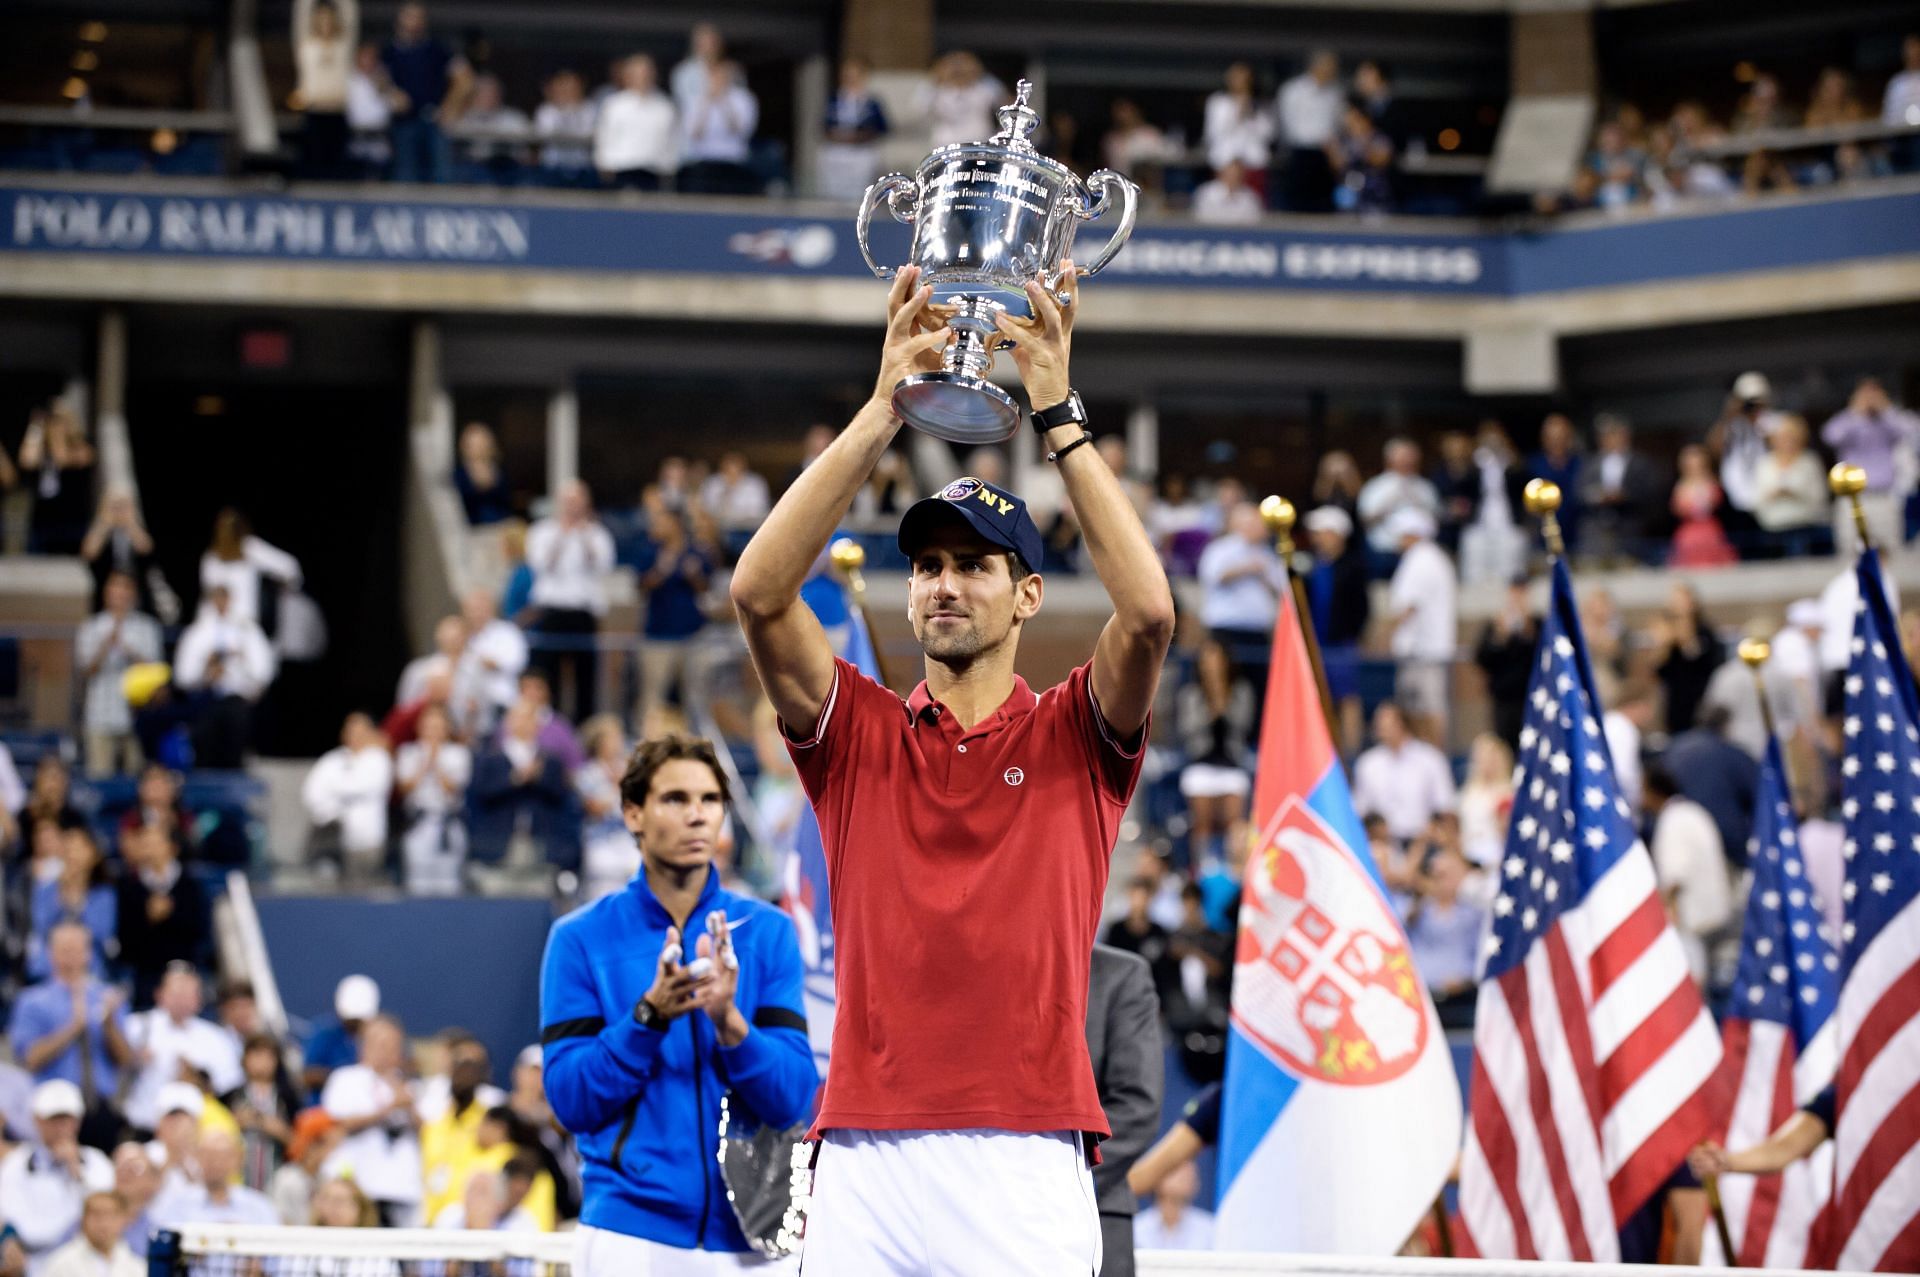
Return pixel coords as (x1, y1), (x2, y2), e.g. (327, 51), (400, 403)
(1705, 737), (1839, 1268)
(1458, 558), (1724, 1260)
(1827, 546), (1920, 1272)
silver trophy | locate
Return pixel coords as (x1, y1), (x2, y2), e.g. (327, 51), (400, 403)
(856, 80), (1139, 443)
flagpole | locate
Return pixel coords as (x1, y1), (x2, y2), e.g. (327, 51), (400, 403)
(1830, 462), (1872, 553)
(1259, 496), (1339, 737)
(829, 537), (893, 688)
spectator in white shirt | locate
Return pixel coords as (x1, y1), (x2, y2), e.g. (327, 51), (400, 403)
(394, 704), (470, 896)
(111, 1142), (161, 1259)
(302, 712), (395, 884)
(1604, 685), (1657, 817)
(396, 615), (469, 709)
(172, 585), (277, 769)
(595, 55), (676, 190)
(123, 964), (243, 1134)
(198, 510), (300, 631)
(1, 1081), (115, 1276)
(145, 1083), (206, 1198)
(1196, 503), (1283, 651)
(1884, 35), (1920, 171)
(74, 571), (162, 777)
(1356, 437), (1441, 556)
(1644, 765), (1734, 987)
(292, 0), (357, 180)
(698, 451), (771, 530)
(526, 480), (614, 722)
(669, 21), (724, 120)
(1277, 49), (1343, 212)
(151, 1130), (278, 1229)
(1351, 701), (1457, 842)
(346, 42), (400, 175)
(919, 51), (1005, 148)
(533, 69), (597, 188)
(1203, 63), (1274, 197)
(1134, 1161), (1214, 1251)
(456, 588), (527, 732)
(320, 1015), (423, 1227)
(819, 56), (890, 201)
(1385, 508), (1457, 736)
(1752, 414), (1830, 557)
(1710, 371), (1787, 531)
(42, 1190), (141, 1277)
(678, 61), (759, 194)
(1191, 159), (1264, 224)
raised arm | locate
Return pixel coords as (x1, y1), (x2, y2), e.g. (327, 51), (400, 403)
(994, 263), (1175, 739)
(729, 267), (952, 735)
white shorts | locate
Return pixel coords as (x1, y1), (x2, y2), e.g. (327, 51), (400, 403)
(574, 1224), (798, 1277)
(802, 1129), (1101, 1277)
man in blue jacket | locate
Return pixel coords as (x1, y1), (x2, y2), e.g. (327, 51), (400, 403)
(540, 736), (817, 1274)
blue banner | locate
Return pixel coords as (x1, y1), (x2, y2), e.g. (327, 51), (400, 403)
(5, 182), (1918, 297)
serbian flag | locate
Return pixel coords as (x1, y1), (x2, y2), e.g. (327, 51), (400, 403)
(1216, 589), (1461, 1252)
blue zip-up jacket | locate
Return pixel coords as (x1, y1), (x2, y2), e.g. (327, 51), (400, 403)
(540, 868), (818, 1252)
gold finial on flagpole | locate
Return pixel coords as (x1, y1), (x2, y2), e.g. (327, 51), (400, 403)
(1737, 637), (1771, 669)
(1523, 478), (1565, 559)
(1259, 495), (1297, 557)
(829, 537), (869, 602)
(1829, 462), (1872, 550)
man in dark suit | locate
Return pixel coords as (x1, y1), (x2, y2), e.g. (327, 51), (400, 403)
(1578, 414), (1665, 566)
(1085, 943), (1163, 1277)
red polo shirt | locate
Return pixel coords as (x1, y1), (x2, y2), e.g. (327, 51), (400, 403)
(786, 657), (1145, 1140)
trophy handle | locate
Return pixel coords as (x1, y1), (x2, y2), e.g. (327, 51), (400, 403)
(1064, 169), (1139, 280)
(856, 173), (919, 279)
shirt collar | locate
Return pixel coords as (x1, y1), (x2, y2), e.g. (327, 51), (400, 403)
(906, 676), (1038, 728)
(629, 861), (723, 929)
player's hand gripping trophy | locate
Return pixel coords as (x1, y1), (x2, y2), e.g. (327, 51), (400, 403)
(856, 79), (1138, 443)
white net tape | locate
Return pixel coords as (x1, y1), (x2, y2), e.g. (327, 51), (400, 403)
(162, 1225), (1833, 1277)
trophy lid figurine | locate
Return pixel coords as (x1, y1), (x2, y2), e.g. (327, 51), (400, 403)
(857, 80), (1139, 443)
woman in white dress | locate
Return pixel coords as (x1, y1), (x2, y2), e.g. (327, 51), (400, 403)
(393, 704), (471, 895)
(200, 508), (301, 629)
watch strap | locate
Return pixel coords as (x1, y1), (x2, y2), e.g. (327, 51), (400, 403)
(1031, 391), (1086, 434)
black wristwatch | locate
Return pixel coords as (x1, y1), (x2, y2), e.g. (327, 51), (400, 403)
(634, 995), (670, 1031)
(1031, 390), (1088, 434)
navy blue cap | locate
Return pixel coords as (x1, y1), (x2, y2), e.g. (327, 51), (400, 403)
(897, 476), (1045, 575)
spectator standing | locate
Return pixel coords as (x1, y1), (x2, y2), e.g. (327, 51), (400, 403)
(1456, 733), (1514, 867)
(1385, 508), (1456, 737)
(301, 975), (379, 1100)
(18, 403), (96, 555)
(394, 705), (470, 896)
(1710, 372), (1785, 536)
(74, 570), (162, 776)
(1752, 414), (1830, 557)
(345, 43), (400, 176)
(1527, 413), (1584, 547)
(418, 1037), (507, 1226)
(1605, 685), (1656, 816)
(1302, 506), (1370, 749)
(1351, 701), (1456, 843)
(153, 1130), (279, 1227)
(199, 510), (300, 632)
(42, 1191), (140, 1277)
(1642, 765), (1734, 987)
(819, 57), (889, 201)
(1, 1083), (115, 1273)
(1458, 421), (1527, 586)
(1578, 414), (1663, 565)
(1886, 34), (1920, 171)
(396, 615), (469, 709)
(534, 70), (597, 188)
(115, 825), (212, 1008)
(594, 55), (676, 190)
(123, 964), (243, 1135)
(380, 1), (469, 183)
(271, 1110), (338, 1225)
(1102, 876), (1176, 1001)
(9, 923), (131, 1104)
(1329, 105), (1395, 214)
(1101, 99), (1173, 189)
(1311, 451), (1363, 524)
(79, 491), (163, 616)
(668, 22), (724, 120)
(1135, 1161), (1214, 1250)
(1356, 437), (1440, 559)
(1202, 63), (1274, 199)
(224, 1035), (300, 1193)
(1669, 444), (1739, 568)
(320, 1015), (422, 1227)
(301, 712), (395, 884)
(1191, 159), (1263, 223)
(1662, 705), (1759, 871)
(456, 587), (528, 731)
(117, 764), (196, 862)
(292, 0), (358, 179)
(26, 829), (116, 982)
(1431, 431), (1477, 553)
(1195, 503), (1282, 681)
(697, 452), (770, 531)
(526, 480), (615, 722)
(676, 62), (758, 194)
(1276, 50), (1343, 212)
(920, 52), (1005, 147)
(454, 423), (512, 526)
(1404, 843), (1485, 1028)
(1821, 377), (1918, 554)
(574, 716), (638, 901)
(468, 700), (579, 875)
(633, 506), (714, 727)
(1352, 60), (1403, 145)
(1175, 640), (1255, 863)
(456, 74), (531, 185)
